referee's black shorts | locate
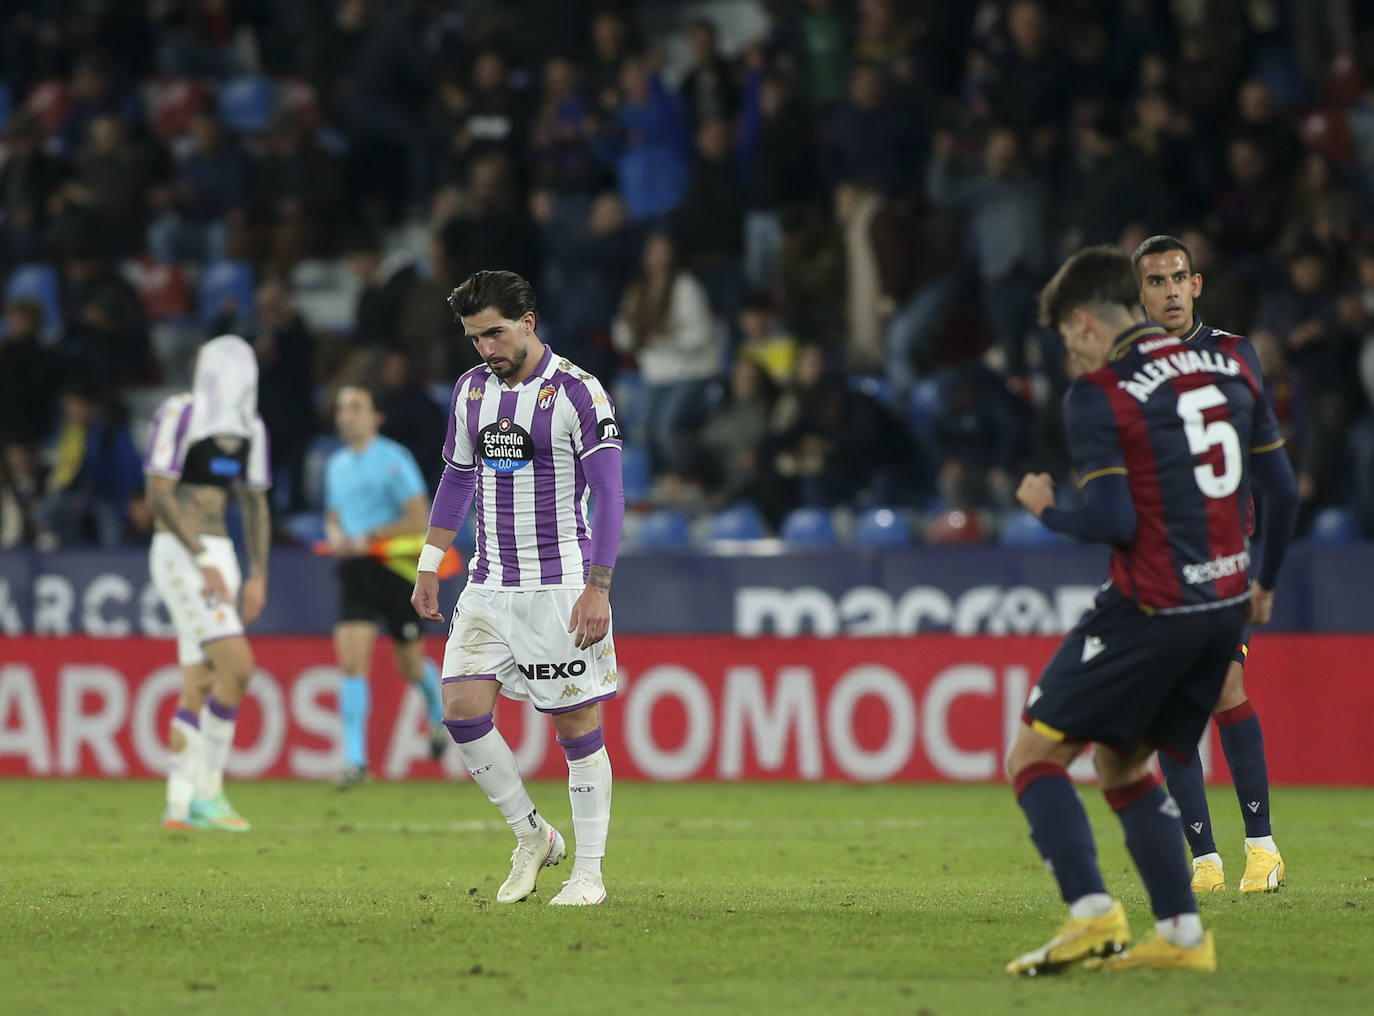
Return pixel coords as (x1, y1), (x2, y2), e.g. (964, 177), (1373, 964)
(336, 557), (422, 644)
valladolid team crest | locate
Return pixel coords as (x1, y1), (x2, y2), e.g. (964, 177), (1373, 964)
(538, 384), (556, 410)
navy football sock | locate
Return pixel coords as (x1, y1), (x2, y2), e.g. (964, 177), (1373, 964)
(1158, 747), (1217, 859)
(1216, 702), (1271, 838)
(1106, 775), (1195, 921)
(1014, 763), (1107, 904)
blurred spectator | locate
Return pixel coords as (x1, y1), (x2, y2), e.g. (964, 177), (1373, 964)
(853, 0), (914, 70)
(926, 126), (1048, 377)
(1348, 243), (1374, 534)
(1253, 242), (1357, 507)
(1212, 133), (1286, 259)
(377, 350), (447, 485)
(0, 300), (61, 446)
(529, 57), (603, 194)
(1179, 226), (1254, 335)
(1234, 80), (1302, 185)
(612, 233), (717, 469)
(344, 231), (420, 350)
(147, 111), (246, 264)
(585, 8), (635, 100)
(930, 361), (1031, 509)
(590, 56), (691, 221)
(666, 357), (778, 513)
(535, 189), (642, 380)
(736, 294), (797, 385)
(679, 18), (739, 130)
(52, 116), (157, 255)
(60, 250), (156, 385)
(57, 52), (143, 158)
(770, 0), (850, 112)
(0, 443), (45, 549)
(429, 51), (530, 187)
(1065, 111), (1172, 251)
(778, 203), (845, 345)
(440, 152), (543, 284)
(250, 278), (315, 511)
(738, 54), (816, 293)
(0, 116), (67, 268)
(1277, 151), (1361, 256)
(671, 115), (746, 315)
(39, 376), (144, 548)
(978, 1), (1068, 139)
(240, 112), (345, 274)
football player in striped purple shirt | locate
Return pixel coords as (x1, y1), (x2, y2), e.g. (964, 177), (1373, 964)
(145, 335), (271, 833)
(412, 271), (624, 906)
(1134, 234), (1287, 896)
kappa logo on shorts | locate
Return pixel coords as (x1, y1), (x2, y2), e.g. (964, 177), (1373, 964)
(1081, 635), (1106, 663)
(538, 384), (556, 410)
(601, 669), (616, 687)
(560, 684), (584, 699)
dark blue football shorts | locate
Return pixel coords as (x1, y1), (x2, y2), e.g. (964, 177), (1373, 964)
(1024, 586), (1246, 763)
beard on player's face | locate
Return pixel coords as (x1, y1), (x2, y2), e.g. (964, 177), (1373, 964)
(487, 342), (527, 378)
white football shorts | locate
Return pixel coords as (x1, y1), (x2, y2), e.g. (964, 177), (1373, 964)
(442, 584), (619, 714)
(150, 533), (244, 666)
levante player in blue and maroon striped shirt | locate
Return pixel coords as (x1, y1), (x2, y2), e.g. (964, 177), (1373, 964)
(1003, 246), (1299, 976)
(1135, 234), (1288, 898)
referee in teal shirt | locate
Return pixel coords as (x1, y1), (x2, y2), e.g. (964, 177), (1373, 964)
(325, 385), (445, 787)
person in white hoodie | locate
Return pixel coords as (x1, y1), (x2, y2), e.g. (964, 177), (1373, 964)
(611, 233), (718, 468)
(144, 335), (271, 832)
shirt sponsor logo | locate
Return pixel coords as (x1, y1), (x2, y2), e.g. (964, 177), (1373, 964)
(479, 418), (534, 472)
(596, 418), (621, 443)
(1181, 549), (1250, 585)
(538, 384), (556, 410)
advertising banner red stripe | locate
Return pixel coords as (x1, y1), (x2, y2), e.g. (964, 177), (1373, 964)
(1, 635), (1369, 784)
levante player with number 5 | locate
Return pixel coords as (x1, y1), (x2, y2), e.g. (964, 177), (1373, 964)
(411, 271), (624, 907)
(1004, 247), (1299, 975)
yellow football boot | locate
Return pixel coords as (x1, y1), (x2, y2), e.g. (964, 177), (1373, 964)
(1239, 843), (1285, 893)
(1085, 931), (1216, 973)
(1191, 858), (1226, 894)
(1005, 900), (1131, 977)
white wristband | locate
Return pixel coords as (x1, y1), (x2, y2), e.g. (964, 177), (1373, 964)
(193, 549), (215, 569)
(417, 544), (446, 573)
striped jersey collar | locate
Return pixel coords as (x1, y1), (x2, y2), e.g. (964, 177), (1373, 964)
(1107, 322), (1172, 362)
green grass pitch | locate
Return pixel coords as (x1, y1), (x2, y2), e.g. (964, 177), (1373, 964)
(2, 780), (1370, 1015)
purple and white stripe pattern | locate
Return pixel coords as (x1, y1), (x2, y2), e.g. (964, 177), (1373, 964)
(143, 392), (272, 488)
(443, 348), (621, 589)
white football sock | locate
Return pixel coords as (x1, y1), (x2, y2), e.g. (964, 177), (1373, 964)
(1156, 913), (1205, 948)
(1068, 892), (1113, 919)
(567, 746), (612, 879)
(197, 708), (237, 799)
(456, 728), (541, 843)
(166, 717), (201, 818)
(1245, 835), (1278, 853)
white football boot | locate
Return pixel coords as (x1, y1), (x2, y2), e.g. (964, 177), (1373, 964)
(495, 822), (566, 903)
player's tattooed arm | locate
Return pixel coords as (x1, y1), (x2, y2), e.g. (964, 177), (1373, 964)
(146, 475), (205, 555)
(587, 564), (613, 593)
(242, 486), (271, 577)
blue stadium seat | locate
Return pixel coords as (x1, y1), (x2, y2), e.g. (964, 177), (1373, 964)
(3, 263), (63, 343)
(708, 503), (768, 541)
(283, 510), (326, 546)
(635, 509), (692, 548)
(621, 444), (651, 505)
(780, 507), (838, 547)
(854, 507), (911, 547)
(199, 260), (256, 325)
(1309, 506), (1362, 544)
(218, 76), (275, 132)
(999, 508), (1061, 547)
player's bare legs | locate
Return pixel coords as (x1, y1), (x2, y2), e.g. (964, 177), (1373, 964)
(192, 635), (256, 831)
(334, 620), (378, 785)
(549, 701), (611, 905)
(393, 638), (446, 761)
(163, 664), (214, 829)
(441, 678), (565, 902)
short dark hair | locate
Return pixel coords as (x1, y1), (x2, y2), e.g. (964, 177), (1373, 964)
(447, 270), (538, 324)
(1038, 245), (1140, 329)
(1131, 234), (1193, 275)
(339, 382), (382, 411)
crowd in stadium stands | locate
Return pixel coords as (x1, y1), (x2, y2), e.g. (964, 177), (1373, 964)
(3, 0), (1374, 550)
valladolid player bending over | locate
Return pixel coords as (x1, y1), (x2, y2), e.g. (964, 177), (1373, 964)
(145, 335), (272, 832)
(1004, 247), (1298, 975)
(412, 270), (624, 906)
